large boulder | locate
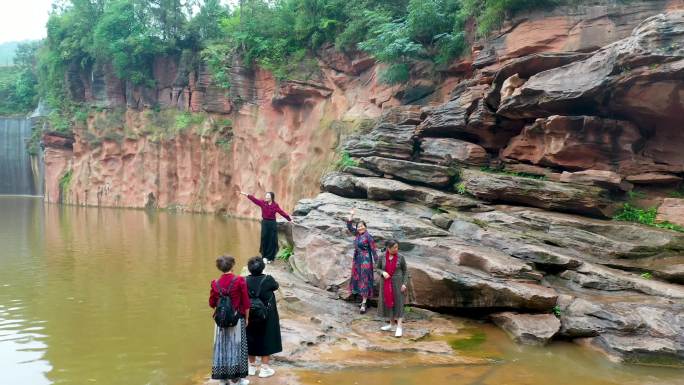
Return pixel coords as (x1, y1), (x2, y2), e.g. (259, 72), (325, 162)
(459, 169), (618, 217)
(359, 157), (457, 188)
(501, 116), (642, 173)
(491, 312), (561, 346)
(418, 138), (489, 166)
(559, 297), (684, 365)
(344, 123), (416, 160)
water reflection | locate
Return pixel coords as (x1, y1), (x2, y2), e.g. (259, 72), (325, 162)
(0, 197), (260, 385)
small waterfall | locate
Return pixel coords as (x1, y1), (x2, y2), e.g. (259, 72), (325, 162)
(0, 117), (42, 195)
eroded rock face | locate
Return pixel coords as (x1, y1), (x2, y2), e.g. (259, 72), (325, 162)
(417, 82), (520, 150)
(497, 11), (684, 146)
(344, 123), (416, 160)
(418, 138), (489, 166)
(359, 157), (456, 188)
(474, 0), (680, 68)
(460, 169), (617, 217)
(491, 312), (561, 346)
(501, 116), (642, 173)
(320, 172), (481, 210)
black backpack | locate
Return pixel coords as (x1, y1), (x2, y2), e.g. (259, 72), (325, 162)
(249, 275), (271, 323)
(214, 277), (240, 328)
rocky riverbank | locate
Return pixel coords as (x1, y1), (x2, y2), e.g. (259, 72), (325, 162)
(285, 11), (684, 367)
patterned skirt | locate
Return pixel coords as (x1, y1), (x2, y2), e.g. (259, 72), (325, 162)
(212, 318), (248, 380)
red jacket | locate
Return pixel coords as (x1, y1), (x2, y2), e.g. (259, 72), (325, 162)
(247, 195), (292, 221)
(209, 273), (251, 316)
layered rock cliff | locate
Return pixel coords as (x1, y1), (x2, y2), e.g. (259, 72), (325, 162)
(288, 8), (684, 366)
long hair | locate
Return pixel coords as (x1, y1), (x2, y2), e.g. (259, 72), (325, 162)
(267, 191), (275, 202)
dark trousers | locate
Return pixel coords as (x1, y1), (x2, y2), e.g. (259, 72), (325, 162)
(260, 219), (278, 261)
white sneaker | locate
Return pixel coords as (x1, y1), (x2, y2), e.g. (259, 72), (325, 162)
(238, 379), (250, 385)
(248, 364), (257, 376)
(258, 366), (275, 378)
(264, 259), (271, 264)
(395, 327), (403, 337)
(380, 324), (394, 331)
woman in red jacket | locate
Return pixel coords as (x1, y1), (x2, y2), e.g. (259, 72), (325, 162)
(210, 255), (251, 385)
(240, 191), (292, 263)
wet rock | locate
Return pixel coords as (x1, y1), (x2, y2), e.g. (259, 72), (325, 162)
(320, 173), (481, 210)
(657, 198), (684, 227)
(359, 157), (456, 188)
(501, 116), (642, 173)
(559, 297), (684, 365)
(559, 170), (632, 191)
(344, 123), (416, 160)
(460, 169), (617, 218)
(418, 138), (489, 166)
(491, 312), (561, 346)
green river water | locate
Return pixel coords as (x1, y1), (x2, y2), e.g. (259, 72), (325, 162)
(1, 196), (682, 385)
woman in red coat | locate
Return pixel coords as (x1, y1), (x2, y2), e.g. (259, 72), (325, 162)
(240, 191), (292, 263)
(209, 255), (251, 385)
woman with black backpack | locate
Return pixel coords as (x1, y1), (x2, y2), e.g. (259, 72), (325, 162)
(209, 255), (251, 385)
(245, 256), (282, 378)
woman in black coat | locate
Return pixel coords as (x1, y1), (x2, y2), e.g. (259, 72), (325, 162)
(245, 256), (282, 378)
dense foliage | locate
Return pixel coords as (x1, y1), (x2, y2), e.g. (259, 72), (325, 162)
(0, 0), (580, 119)
(0, 42), (40, 115)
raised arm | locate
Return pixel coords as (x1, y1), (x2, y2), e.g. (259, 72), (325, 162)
(275, 204), (292, 221)
(346, 208), (357, 235)
(242, 192), (265, 208)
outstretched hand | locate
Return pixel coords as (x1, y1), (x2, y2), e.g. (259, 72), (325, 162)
(239, 191), (248, 196)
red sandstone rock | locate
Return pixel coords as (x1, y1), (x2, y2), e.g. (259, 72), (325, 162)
(473, 0), (679, 68)
(501, 116), (641, 172)
(42, 132), (75, 150)
(657, 198), (684, 226)
(626, 173), (683, 185)
(560, 170), (632, 191)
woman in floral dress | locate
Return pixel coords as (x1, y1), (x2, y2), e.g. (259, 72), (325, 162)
(346, 208), (378, 314)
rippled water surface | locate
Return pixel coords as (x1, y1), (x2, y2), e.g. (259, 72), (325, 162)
(0, 197), (259, 385)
